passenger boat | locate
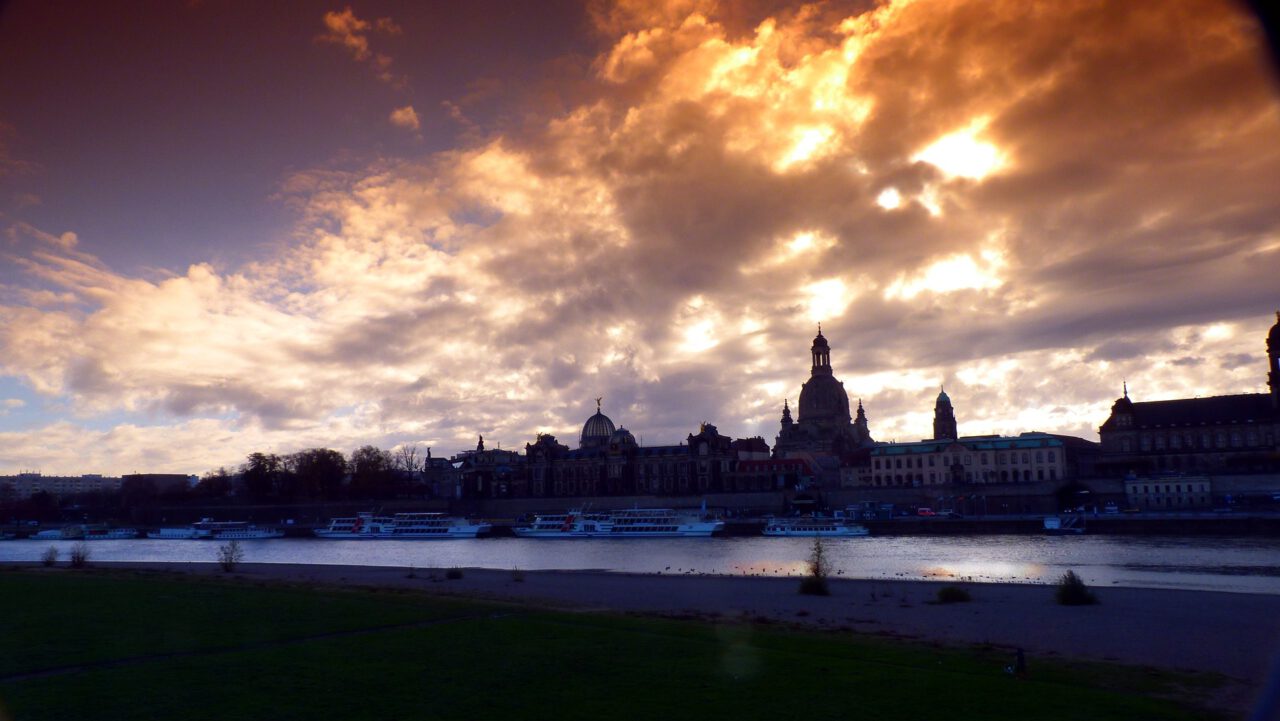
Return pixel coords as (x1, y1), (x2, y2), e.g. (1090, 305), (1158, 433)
(762, 517), (870, 537)
(30, 525), (139, 540)
(513, 508), (723, 538)
(146, 519), (283, 540)
(314, 512), (491, 539)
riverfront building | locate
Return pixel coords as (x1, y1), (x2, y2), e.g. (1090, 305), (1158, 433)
(0, 472), (123, 500)
(1097, 313), (1280, 476)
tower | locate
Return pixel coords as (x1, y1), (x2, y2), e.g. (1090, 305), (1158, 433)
(933, 387), (957, 440)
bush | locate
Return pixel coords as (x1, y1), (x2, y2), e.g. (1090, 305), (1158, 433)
(445, 567), (464, 580)
(511, 567), (525, 583)
(216, 540), (244, 573)
(41, 546), (58, 567)
(798, 538), (830, 596)
(68, 542), (90, 569)
(936, 586), (971, 604)
(1055, 570), (1098, 606)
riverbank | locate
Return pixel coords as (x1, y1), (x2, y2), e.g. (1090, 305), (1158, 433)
(0, 567), (1232, 721)
(90, 560), (1280, 687)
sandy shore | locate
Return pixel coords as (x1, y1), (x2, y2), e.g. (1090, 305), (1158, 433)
(90, 561), (1280, 685)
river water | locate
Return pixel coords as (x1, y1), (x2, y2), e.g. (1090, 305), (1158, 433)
(6, 534), (1280, 594)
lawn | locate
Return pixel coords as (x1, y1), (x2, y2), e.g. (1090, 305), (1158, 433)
(0, 569), (1228, 721)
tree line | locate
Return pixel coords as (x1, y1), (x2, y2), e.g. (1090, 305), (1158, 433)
(196, 444), (433, 502)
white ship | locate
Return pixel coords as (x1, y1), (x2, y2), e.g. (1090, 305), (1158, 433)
(762, 517), (870, 537)
(146, 519), (283, 540)
(314, 512), (491, 539)
(31, 524), (139, 540)
(514, 508), (724, 538)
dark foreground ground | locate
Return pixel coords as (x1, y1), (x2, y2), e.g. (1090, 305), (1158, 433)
(0, 565), (1262, 721)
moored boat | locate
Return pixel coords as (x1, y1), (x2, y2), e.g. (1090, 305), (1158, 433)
(31, 524), (138, 540)
(1043, 515), (1085, 535)
(314, 512), (490, 539)
(514, 508), (723, 538)
(147, 519), (282, 540)
(762, 517), (870, 537)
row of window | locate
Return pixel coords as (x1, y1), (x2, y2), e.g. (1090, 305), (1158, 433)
(871, 468), (1057, 486)
(1120, 430), (1276, 453)
(873, 450), (1057, 470)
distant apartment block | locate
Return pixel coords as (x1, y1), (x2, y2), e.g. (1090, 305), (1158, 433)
(0, 472), (123, 500)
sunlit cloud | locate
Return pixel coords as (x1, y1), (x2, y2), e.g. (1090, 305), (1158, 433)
(316, 6), (404, 86)
(884, 248), (1007, 300)
(389, 105), (420, 131)
(1, 0), (1278, 474)
(914, 117), (1005, 180)
(876, 187), (902, 210)
(804, 278), (853, 322)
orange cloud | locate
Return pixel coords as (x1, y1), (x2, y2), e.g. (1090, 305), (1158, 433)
(2, 0), (1278, 474)
(389, 105), (420, 131)
(316, 6), (404, 85)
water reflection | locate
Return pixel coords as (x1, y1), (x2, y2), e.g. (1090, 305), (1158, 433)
(4, 534), (1279, 594)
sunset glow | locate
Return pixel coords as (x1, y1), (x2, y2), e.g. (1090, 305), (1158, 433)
(0, 0), (1277, 475)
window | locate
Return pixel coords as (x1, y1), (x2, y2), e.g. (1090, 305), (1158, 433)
(1230, 432), (1242, 448)
(980, 453), (988, 464)
(1022, 452), (1029, 464)
(1035, 451), (1043, 463)
(964, 455), (972, 465)
(1170, 435), (1181, 449)
(928, 456), (936, 467)
(1047, 451), (1056, 462)
(1140, 436), (1151, 451)
(1037, 469), (1044, 481)
(1154, 436), (1164, 450)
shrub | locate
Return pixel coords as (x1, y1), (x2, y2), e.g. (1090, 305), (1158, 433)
(511, 566), (525, 583)
(1055, 570), (1098, 606)
(216, 540), (244, 573)
(68, 542), (90, 569)
(936, 586), (971, 604)
(445, 567), (464, 580)
(41, 546), (58, 567)
(798, 538), (830, 596)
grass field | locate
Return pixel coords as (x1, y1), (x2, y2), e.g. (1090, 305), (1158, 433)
(0, 569), (1229, 721)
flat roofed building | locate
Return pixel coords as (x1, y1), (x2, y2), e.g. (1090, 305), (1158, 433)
(867, 432), (1098, 487)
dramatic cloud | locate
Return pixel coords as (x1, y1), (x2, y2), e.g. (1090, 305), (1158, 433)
(1, 0), (1278, 474)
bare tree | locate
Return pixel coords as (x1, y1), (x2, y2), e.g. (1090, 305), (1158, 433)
(393, 444), (423, 474)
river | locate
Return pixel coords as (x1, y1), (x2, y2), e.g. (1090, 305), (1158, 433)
(5, 534), (1280, 594)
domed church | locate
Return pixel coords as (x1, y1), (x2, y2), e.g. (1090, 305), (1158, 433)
(774, 326), (874, 457)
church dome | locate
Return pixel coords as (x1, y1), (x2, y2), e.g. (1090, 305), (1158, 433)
(936, 387), (952, 406)
(798, 373), (851, 422)
(609, 427), (636, 447)
(580, 406), (616, 448)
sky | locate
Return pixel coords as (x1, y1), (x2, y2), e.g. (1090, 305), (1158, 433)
(1, 0), (1278, 476)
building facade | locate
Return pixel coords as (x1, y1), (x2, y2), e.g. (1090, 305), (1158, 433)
(0, 473), (124, 500)
(867, 433), (1083, 487)
(518, 402), (769, 499)
(1097, 313), (1280, 476)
